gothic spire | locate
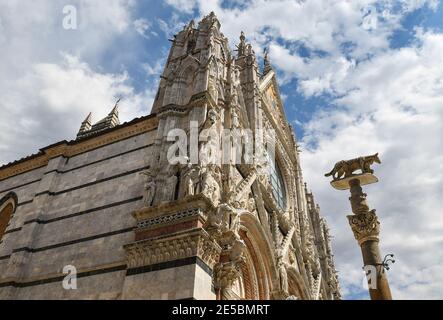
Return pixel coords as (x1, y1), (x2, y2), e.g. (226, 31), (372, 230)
(106, 99), (120, 127)
(237, 31), (246, 57)
(76, 100), (121, 139)
(263, 49), (273, 75)
(77, 112), (92, 138)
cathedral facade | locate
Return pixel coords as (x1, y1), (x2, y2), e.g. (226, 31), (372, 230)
(0, 13), (340, 300)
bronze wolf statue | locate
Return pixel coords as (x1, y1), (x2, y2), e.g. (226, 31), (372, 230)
(325, 153), (381, 180)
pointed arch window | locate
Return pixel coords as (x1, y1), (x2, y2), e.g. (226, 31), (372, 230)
(0, 192), (17, 241)
(266, 152), (287, 210)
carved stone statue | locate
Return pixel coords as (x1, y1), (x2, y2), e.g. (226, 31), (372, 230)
(201, 166), (221, 205)
(180, 164), (202, 198)
(141, 170), (156, 207)
(277, 258), (288, 293)
(324, 153), (381, 180)
(202, 108), (218, 130)
(229, 238), (246, 264)
(162, 165), (178, 203)
(231, 109), (240, 128)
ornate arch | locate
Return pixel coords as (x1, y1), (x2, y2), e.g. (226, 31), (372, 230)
(262, 121), (297, 216)
(166, 56), (200, 106)
(274, 140), (296, 214)
(286, 266), (310, 300)
(0, 192), (18, 241)
(237, 212), (279, 300)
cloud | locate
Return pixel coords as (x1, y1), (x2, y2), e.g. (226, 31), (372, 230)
(0, 0), (155, 165)
(165, 0), (198, 14)
(157, 13), (189, 38)
(0, 52), (154, 165)
(134, 18), (151, 38)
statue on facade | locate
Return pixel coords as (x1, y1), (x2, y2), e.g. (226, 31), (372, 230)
(202, 108), (218, 130)
(162, 165), (178, 203)
(141, 170), (156, 207)
(201, 165), (221, 206)
(278, 258), (289, 293)
(180, 163), (202, 198)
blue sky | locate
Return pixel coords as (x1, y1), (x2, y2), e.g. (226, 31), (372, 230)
(1, 0), (443, 299)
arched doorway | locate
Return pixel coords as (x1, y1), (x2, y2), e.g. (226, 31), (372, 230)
(0, 192), (18, 241)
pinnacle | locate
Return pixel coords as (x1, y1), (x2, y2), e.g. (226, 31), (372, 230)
(83, 112), (92, 124)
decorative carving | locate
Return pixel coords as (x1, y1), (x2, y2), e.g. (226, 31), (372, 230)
(346, 177), (380, 245)
(277, 258), (288, 293)
(214, 261), (242, 292)
(201, 165), (221, 206)
(180, 164), (202, 198)
(325, 153), (381, 180)
(347, 210), (380, 245)
(137, 208), (200, 230)
(202, 108), (218, 130)
(124, 229), (221, 269)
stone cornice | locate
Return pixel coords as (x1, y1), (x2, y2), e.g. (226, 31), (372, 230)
(132, 194), (215, 223)
(0, 115), (158, 182)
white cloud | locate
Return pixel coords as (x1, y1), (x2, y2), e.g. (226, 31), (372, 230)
(0, 0), (155, 165)
(157, 13), (188, 38)
(0, 52), (154, 164)
(165, 0), (198, 14)
(134, 18), (151, 38)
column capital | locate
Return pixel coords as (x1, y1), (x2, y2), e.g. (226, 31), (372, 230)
(347, 210), (380, 246)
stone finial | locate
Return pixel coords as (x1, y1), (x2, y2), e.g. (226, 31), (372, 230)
(237, 31), (246, 56)
(263, 49), (273, 75)
(104, 98), (121, 128)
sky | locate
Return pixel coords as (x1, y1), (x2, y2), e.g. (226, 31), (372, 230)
(0, 0), (443, 300)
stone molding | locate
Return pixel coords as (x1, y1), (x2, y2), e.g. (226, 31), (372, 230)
(124, 228), (221, 270)
(132, 194), (215, 223)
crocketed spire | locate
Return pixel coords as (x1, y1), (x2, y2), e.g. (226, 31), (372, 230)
(76, 99), (121, 139)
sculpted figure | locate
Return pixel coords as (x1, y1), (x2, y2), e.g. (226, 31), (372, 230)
(181, 164), (202, 198)
(214, 203), (239, 233)
(231, 109), (240, 128)
(229, 238), (246, 264)
(203, 108), (218, 129)
(141, 170), (156, 207)
(201, 166), (221, 205)
(324, 153), (381, 180)
(162, 166), (178, 202)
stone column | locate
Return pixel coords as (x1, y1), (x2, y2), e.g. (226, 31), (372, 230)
(346, 178), (392, 300)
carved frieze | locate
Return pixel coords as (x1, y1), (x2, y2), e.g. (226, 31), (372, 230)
(125, 228), (221, 269)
